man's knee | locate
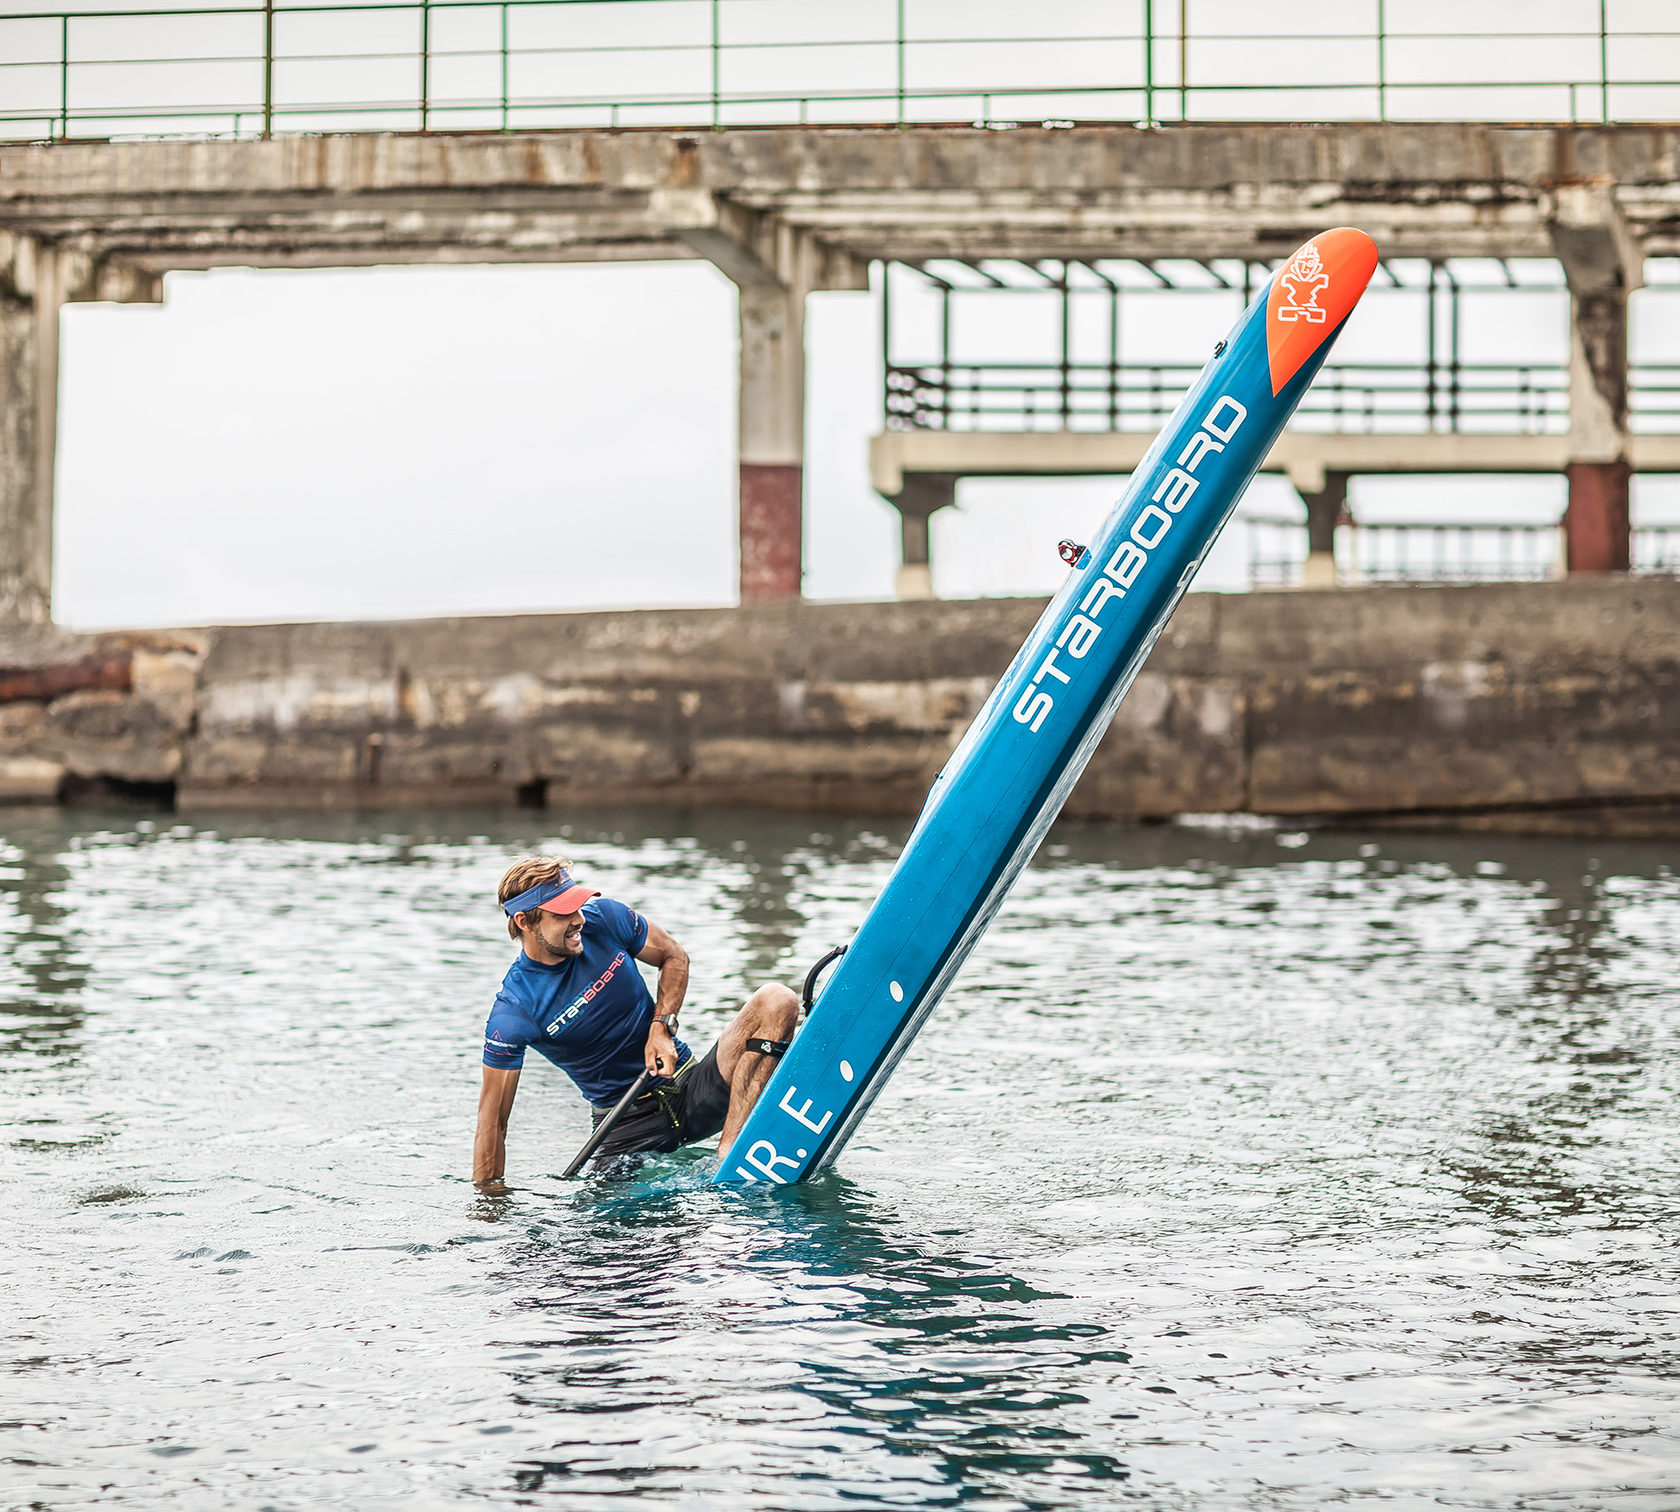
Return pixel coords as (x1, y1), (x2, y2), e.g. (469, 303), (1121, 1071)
(750, 982), (799, 1032)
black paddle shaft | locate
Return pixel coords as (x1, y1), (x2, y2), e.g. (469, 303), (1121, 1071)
(565, 950), (844, 1179)
(562, 1069), (652, 1179)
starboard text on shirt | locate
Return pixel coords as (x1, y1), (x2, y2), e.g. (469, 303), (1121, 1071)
(481, 897), (690, 1107)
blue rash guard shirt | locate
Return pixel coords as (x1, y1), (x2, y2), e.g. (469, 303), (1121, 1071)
(481, 897), (691, 1108)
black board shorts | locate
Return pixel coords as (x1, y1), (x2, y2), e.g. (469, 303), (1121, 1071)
(588, 1043), (731, 1168)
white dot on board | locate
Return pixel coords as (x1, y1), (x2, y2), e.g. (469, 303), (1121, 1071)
(889, 981), (904, 1002)
(797, 1149), (807, 1159)
(839, 1060), (854, 1081)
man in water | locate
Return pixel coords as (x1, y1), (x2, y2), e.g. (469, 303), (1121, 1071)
(473, 855), (799, 1189)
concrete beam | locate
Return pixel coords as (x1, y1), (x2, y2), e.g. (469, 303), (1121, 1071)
(1547, 184), (1644, 295)
(869, 428), (1680, 498)
(8, 125), (1680, 272)
(0, 233), (163, 306)
(674, 198), (867, 293)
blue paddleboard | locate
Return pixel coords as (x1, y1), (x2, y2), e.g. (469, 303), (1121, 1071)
(717, 229), (1379, 1187)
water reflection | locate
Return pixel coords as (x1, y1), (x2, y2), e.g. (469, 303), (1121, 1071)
(2, 805), (1677, 1510)
(0, 809), (89, 1061)
(497, 1174), (1132, 1505)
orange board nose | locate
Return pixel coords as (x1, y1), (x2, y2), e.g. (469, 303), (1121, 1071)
(1265, 228), (1379, 396)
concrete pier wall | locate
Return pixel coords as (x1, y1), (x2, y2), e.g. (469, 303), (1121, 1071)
(0, 579), (1676, 832)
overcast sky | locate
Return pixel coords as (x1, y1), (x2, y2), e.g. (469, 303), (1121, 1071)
(51, 260), (1286, 627)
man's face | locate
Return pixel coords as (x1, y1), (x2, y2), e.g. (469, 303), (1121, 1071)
(528, 907), (585, 958)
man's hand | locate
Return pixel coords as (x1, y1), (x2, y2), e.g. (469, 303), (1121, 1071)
(645, 1020), (678, 1078)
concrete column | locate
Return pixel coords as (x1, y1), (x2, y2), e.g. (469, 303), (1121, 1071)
(737, 282), (805, 602)
(1550, 185), (1642, 576)
(0, 244), (65, 624)
(1298, 469), (1349, 588)
(1563, 287), (1631, 573)
(679, 204), (864, 603)
(885, 471), (956, 601)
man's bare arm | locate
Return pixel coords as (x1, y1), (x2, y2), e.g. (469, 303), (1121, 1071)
(636, 921), (690, 1076)
(473, 1065), (521, 1191)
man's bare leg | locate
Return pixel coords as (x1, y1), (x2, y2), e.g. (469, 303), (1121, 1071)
(714, 982), (800, 1152)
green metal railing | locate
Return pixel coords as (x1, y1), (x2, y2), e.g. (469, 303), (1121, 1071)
(0, 0), (1676, 143)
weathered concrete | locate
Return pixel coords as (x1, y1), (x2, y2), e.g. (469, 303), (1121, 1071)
(870, 429), (1680, 497)
(1299, 470), (1348, 589)
(1, 580), (1670, 834)
(9, 125), (1680, 268)
(0, 624), (204, 799)
(0, 248), (62, 624)
(887, 472), (957, 602)
(678, 197), (864, 600)
(736, 284), (805, 601)
(1551, 183), (1642, 572)
(0, 234), (161, 620)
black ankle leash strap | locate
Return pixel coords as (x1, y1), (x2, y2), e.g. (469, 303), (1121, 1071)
(744, 1037), (790, 1058)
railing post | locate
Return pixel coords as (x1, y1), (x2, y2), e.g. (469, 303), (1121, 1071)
(711, 0), (720, 128)
(1178, 0), (1187, 121)
(262, 0), (273, 138)
(1108, 279), (1120, 428)
(500, 0), (509, 130)
(419, 0), (431, 131)
(895, 0), (905, 126)
(1599, 0), (1609, 123)
(939, 280), (951, 428)
(1449, 275), (1461, 430)
(58, 13), (69, 140)
(881, 262), (892, 412)
(1143, 0), (1154, 125)
(1426, 262), (1438, 429)
(1058, 263), (1071, 427)
(1376, 0), (1386, 120)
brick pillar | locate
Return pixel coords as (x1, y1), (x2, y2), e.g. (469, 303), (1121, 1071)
(1565, 458), (1631, 573)
(1564, 287), (1632, 573)
(0, 246), (65, 624)
(737, 283), (805, 601)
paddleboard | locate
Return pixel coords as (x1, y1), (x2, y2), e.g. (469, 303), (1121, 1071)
(716, 228), (1379, 1187)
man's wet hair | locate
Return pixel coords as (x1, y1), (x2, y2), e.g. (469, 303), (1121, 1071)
(497, 855), (575, 940)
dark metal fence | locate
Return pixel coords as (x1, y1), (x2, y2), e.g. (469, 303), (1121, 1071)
(885, 361), (1579, 435)
(1246, 520), (1680, 587)
(1, 0), (1677, 143)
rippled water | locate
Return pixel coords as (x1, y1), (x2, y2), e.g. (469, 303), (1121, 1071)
(4, 804), (1679, 1510)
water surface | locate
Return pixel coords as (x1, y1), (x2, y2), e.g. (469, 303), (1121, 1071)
(4, 805), (1678, 1510)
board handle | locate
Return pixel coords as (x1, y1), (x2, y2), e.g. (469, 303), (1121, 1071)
(801, 945), (848, 1018)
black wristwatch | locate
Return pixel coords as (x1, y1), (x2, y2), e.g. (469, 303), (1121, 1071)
(653, 1014), (679, 1033)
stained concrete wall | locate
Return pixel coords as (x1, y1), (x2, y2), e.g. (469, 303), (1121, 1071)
(1, 580), (1676, 832)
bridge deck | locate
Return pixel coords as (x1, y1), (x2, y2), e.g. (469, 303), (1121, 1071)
(3, 123), (1680, 272)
